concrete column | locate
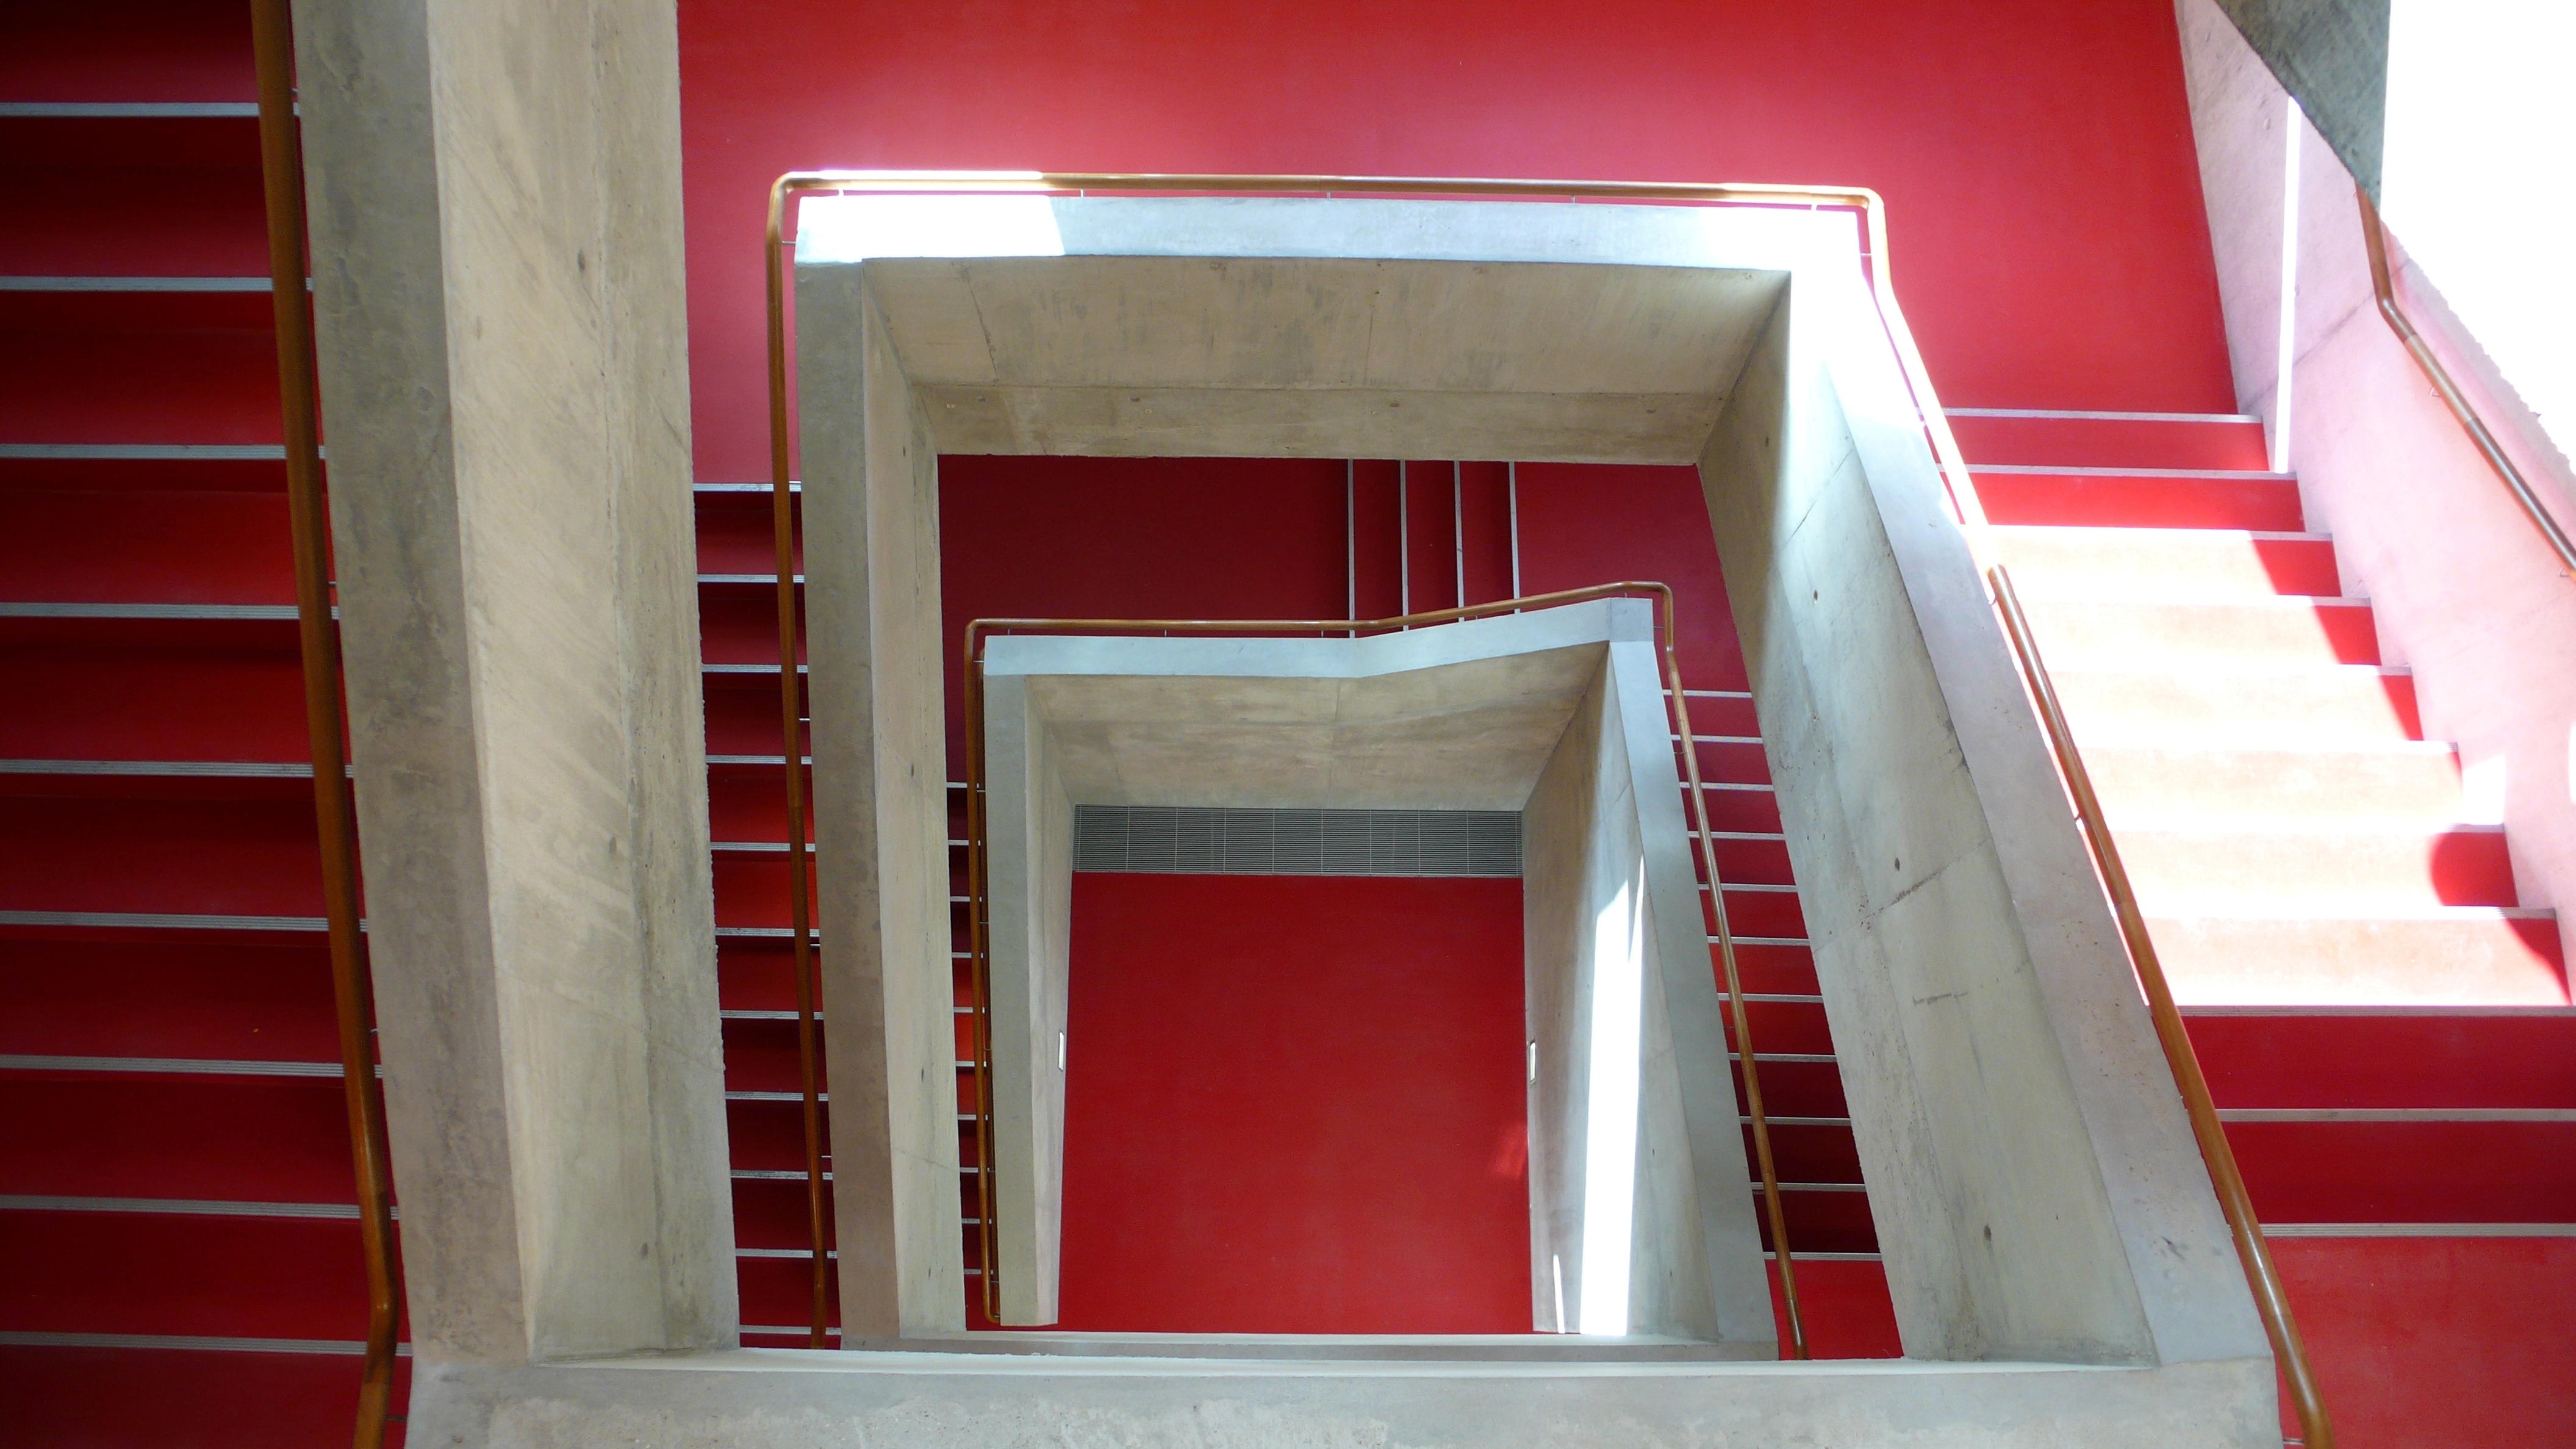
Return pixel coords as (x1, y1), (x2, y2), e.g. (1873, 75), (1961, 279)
(794, 266), (967, 1336)
(292, 0), (733, 1362)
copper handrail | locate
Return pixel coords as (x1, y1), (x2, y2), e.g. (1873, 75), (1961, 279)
(957, 583), (1804, 1353)
(1988, 566), (2333, 1449)
(2356, 188), (2576, 578)
(759, 179), (835, 1348)
(249, 2), (401, 1443)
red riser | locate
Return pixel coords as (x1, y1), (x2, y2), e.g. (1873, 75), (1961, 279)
(722, 1018), (830, 1097)
(0, 1345), (414, 1449)
(1726, 1059), (1849, 1120)
(0, 489), (292, 603)
(2228, 1120), (2576, 1223)
(1739, 1123), (1862, 1184)
(726, 1099), (833, 1176)
(731, 1178), (836, 1253)
(0, 328), (282, 446)
(706, 764), (807, 844)
(0, 165), (271, 277)
(736, 1257), (842, 1334)
(2272, 1237), (2576, 1449)
(694, 494), (800, 575)
(0, 796), (321, 917)
(703, 677), (808, 757)
(1974, 470), (2304, 531)
(0, 455), (287, 494)
(1946, 414), (2270, 472)
(0, 116), (260, 171)
(0, 939), (340, 1061)
(716, 938), (811, 1013)
(700, 594), (805, 667)
(0, 1073), (357, 1201)
(1767, 1258), (1901, 1359)
(2187, 1010), (2576, 1110)
(0, 1210), (371, 1340)
(0, 645), (307, 763)
(0, 2), (258, 104)
(1704, 888), (1804, 939)
(1681, 694), (1759, 736)
(1682, 736), (1770, 787)
(1751, 1190), (1878, 1255)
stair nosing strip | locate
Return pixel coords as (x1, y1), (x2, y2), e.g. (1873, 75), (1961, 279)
(1945, 407), (2262, 425)
(2218, 1107), (2576, 1123)
(0, 275), (271, 292)
(2261, 1222), (2576, 1238)
(1973, 464), (2295, 481)
(0, 1195), (362, 1219)
(0, 444), (286, 460)
(0, 102), (260, 118)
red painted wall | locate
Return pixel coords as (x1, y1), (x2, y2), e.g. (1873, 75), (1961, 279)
(1038, 874), (1530, 1332)
(676, 0), (2236, 481)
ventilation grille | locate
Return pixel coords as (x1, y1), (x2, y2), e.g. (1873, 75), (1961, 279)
(1072, 805), (1522, 877)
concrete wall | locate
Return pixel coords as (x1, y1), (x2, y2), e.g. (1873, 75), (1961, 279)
(291, 0), (733, 1362)
(794, 269), (966, 1335)
(1699, 274), (2269, 1370)
(2178, 0), (2576, 955)
(978, 674), (1073, 1325)
(2208, 0), (2387, 196)
(1522, 638), (1773, 1347)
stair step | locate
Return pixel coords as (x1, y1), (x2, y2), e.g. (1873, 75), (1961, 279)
(1974, 468), (2304, 531)
(2150, 909), (2568, 1007)
(2186, 1008), (2576, 1109)
(1946, 409), (2272, 471)
(2086, 742), (2464, 822)
(1991, 525), (2339, 600)
(2021, 595), (2379, 669)
(2226, 1117), (2576, 1223)
(0, 327), (281, 447)
(2119, 823), (2517, 910)
(2054, 666), (2419, 745)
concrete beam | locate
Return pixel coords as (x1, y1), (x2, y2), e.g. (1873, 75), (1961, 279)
(794, 268), (966, 1336)
(291, 0), (731, 1362)
(408, 1346), (2280, 1448)
(1699, 265), (2271, 1368)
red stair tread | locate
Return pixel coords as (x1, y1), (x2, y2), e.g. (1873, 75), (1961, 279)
(0, 940), (340, 1062)
(0, 2), (257, 104)
(0, 328), (282, 447)
(0, 795), (323, 918)
(0, 489), (293, 604)
(1975, 470), (2304, 531)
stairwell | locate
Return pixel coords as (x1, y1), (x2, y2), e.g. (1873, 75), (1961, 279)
(1962, 404), (2576, 1439)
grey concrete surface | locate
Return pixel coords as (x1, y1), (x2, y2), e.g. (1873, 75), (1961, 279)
(1699, 263), (2270, 1370)
(2209, 0), (2387, 197)
(407, 1347), (2279, 1448)
(797, 197), (1816, 463)
(795, 270), (967, 1335)
(978, 672), (1073, 1325)
(1521, 628), (1773, 1347)
(291, 0), (733, 1361)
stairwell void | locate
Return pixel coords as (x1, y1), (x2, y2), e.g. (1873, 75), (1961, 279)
(979, 602), (1768, 1343)
(362, 193), (2282, 1444)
